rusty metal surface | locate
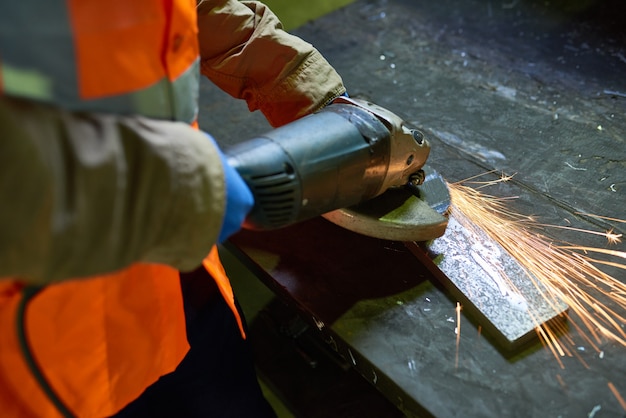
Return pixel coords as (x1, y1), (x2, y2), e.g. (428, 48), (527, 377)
(203, 0), (626, 416)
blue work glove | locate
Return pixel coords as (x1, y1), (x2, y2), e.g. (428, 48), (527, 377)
(206, 133), (254, 243)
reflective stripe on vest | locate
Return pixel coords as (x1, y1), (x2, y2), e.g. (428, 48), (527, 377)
(0, 0), (199, 123)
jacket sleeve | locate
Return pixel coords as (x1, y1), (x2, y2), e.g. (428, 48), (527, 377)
(0, 97), (226, 284)
(196, 0), (346, 127)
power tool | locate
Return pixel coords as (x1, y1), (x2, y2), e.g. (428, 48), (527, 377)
(226, 98), (572, 351)
(225, 97), (450, 242)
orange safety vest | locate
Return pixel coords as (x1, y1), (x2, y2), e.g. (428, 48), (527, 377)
(0, 1), (243, 417)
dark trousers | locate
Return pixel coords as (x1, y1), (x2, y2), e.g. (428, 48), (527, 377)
(113, 267), (276, 418)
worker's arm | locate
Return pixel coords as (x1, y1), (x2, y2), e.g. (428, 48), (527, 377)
(196, 0), (346, 127)
(0, 97), (227, 284)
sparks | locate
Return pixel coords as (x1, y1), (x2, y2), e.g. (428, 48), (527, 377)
(606, 229), (623, 245)
(455, 302), (462, 369)
(608, 382), (626, 412)
(578, 213), (626, 225)
(535, 223), (623, 245)
(448, 177), (626, 362)
(458, 170), (517, 190)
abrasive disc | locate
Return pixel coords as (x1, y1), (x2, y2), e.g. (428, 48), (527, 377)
(323, 165), (450, 242)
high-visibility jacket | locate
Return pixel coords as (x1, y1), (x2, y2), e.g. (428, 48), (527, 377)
(0, 1), (242, 417)
(0, 0), (345, 416)
(0, 0), (200, 123)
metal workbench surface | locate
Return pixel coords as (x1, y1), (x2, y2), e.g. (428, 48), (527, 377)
(199, 0), (626, 416)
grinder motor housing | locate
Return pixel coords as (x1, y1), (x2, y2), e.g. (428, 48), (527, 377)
(224, 97), (431, 231)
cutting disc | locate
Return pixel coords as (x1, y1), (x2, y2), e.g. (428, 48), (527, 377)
(323, 165), (450, 241)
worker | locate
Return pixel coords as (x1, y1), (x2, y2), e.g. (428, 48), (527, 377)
(0, 0), (346, 416)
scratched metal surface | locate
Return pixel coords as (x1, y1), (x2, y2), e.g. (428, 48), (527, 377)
(406, 212), (568, 351)
(200, 0), (626, 416)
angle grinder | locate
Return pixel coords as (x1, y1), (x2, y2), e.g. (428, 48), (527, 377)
(224, 97), (449, 242)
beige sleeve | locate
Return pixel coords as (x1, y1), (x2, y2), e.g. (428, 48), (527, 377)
(196, 0), (346, 127)
(0, 97), (226, 284)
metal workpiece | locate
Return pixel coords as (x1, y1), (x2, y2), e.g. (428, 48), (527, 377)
(406, 212), (569, 351)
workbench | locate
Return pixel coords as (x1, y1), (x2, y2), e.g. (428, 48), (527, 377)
(199, 0), (626, 416)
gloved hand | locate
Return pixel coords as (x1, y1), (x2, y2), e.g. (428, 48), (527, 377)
(206, 133), (254, 243)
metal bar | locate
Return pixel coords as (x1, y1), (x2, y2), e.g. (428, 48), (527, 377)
(405, 211), (569, 351)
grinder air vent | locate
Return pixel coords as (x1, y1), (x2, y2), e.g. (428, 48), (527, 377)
(247, 163), (299, 228)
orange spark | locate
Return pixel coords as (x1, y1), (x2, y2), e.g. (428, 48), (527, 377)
(578, 213), (626, 225)
(459, 170), (516, 189)
(535, 224), (623, 244)
(606, 229), (623, 245)
(455, 302), (462, 369)
(608, 382), (626, 412)
(447, 176), (626, 362)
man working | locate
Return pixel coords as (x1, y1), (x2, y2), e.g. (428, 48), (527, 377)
(0, 0), (345, 416)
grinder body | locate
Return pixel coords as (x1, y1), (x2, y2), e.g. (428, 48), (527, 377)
(225, 98), (431, 231)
